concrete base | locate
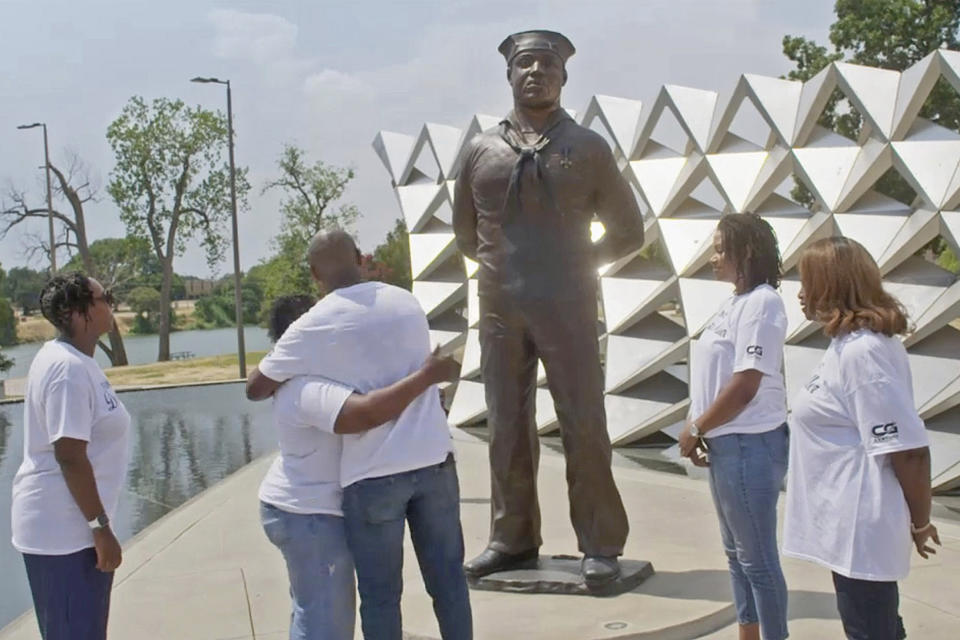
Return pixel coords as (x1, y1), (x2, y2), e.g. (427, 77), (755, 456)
(469, 555), (654, 597)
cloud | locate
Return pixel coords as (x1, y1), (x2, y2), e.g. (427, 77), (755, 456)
(208, 9), (314, 78)
(303, 69), (372, 98)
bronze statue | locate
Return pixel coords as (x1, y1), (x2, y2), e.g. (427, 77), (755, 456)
(453, 30), (645, 587)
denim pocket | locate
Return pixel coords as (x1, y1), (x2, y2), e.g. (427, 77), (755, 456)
(760, 425), (789, 465)
(260, 502), (289, 547)
(347, 477), (409, 525)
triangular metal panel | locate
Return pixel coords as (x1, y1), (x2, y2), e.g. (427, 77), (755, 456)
(664, 85), (719, 152)
(793, 64), (837, 146)
(601, 275), (679, 334)
(778, 278), (817, 343)
(605, 333), (689, 393)
(373, 131), (415, 183)
(459, 329), (482, 380)
(891, 52), (942, 140)
(628, 156), (690, 216)
(834, 136), (893, 212)
(466, 278), (479, 327)
(409, 232), (457, 281)
(744, 73), (803, 145)
(447, 379), (487, 427)
(882, 257), (956, 327)
(834, 62), (901, 138)
(891, 139), (960, 208)
(396, 182), (444, 233)
(742, 146), (794, 212)
(425, 123), (463, 181)
(705, 151), (769, 212)
(677, 277), (735, 337)
(658, 218), (720, 276)
(593, 94), (644, 157)
(792, 144), (861, 211)
(906, 328), (960, 411)
(832, 211), (909, 263)
(535, 388), (559, 435)
(877, 208), (941, 274)
(905, 280), (960, 347)
(411, 280), (466, 319)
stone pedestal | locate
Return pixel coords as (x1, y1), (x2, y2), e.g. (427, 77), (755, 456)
(468, 555), (654, 597)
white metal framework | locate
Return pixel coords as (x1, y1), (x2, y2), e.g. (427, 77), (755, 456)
(374, 53), (960, 493)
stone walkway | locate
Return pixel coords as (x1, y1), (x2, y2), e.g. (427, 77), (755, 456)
(2, 429), (959, 639)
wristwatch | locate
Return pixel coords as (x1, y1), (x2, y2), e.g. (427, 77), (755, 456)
(87, 513), (110, 530)
(688, 421), (702, 438)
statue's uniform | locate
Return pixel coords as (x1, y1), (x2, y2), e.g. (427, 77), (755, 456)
(453, 107), (643, 557)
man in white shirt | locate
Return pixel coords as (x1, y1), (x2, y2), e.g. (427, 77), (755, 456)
(246, 230), (472, 640)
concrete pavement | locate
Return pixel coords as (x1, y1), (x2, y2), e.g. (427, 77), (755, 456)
(2, 428), (959, 639)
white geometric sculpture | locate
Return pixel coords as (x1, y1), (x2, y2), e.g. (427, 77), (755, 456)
(374, 53), (960, 492)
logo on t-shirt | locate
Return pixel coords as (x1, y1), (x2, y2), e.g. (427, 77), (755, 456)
(871, 422), (899, 444)
(101, 381), (118, 411)
(746, 345), (764, 357)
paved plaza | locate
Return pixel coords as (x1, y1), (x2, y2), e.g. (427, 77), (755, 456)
(1, 429), (959, 639)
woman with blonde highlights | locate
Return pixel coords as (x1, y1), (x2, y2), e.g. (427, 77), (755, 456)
(783, 237), (940, 640)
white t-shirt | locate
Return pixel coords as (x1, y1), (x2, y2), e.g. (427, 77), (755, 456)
(783, 329), (929, 581)
(258, 376), (353, 516)
(257, 281), (453, 487)
(689, 284), (788, 437)
(11, 340), (131, 555)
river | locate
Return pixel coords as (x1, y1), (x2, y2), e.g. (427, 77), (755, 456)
(0, 327), (272, 380)
(0, 383), (275, 630)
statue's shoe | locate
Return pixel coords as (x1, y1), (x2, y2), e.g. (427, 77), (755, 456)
(463, 547), (539, 578)
(582, 555), (621, 588)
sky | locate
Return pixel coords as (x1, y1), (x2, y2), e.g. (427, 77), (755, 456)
(0, 0), (836, 278)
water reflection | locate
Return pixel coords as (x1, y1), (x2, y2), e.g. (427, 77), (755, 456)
(0, 382), (273, 630)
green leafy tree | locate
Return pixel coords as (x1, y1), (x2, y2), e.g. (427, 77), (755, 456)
(371, 218), (412, 290)
(194, 279), (262, 327)
(126, 286), (162, 334)
(62, 237), (157, 303)
(258, 145), (360, 308)
(107, 96), (250, 360)
(2, 267), (46, 315)
(783, 0), (960, 265)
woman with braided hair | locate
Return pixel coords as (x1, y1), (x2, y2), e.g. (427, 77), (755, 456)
(11, 272), (128, 640)
(678, 213), (790, 640)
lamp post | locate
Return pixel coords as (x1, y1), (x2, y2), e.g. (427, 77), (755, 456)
(190, 76), (246, 378)
(16, 122), (56, 273)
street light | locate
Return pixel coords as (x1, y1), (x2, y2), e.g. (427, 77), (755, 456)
(190, 76), (246, 378)
(16, 122), (56, 273)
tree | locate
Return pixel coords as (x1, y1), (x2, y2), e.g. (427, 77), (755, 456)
(370, 217), (412, 290)
(194, 279), (262, 327)
(257, 145), (360, 308)
(783, 0), (960, 263)
(0, 152), (131, 365)
(0, 264), (15, 347)
(2, 267), (46, 315)
(126, 286), (162, 334)
(0, 350), (12, 374)
(107, 96), (250, 361)
(62, 237), (157, 303)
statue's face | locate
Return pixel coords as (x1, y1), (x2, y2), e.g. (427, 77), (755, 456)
(508, 50), (564, 109)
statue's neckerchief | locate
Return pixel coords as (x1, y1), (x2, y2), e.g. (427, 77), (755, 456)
(498, 112), (568, 221)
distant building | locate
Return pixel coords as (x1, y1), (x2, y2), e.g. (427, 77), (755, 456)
(183, 277), (216, 299)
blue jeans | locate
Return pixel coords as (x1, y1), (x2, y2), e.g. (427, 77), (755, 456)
(342, 454), (472, 640)
(260, 502), (356, 640)
(707, 424), (790, 640)
(23, 547), (113, 640)
(832, 572), (906, 640)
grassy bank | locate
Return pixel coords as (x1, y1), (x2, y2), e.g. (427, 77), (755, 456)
(102, 351), (268, 388)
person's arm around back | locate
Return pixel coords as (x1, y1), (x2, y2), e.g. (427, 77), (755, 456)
(335, 350), (461, 434)
(247, 367), (281, 401)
